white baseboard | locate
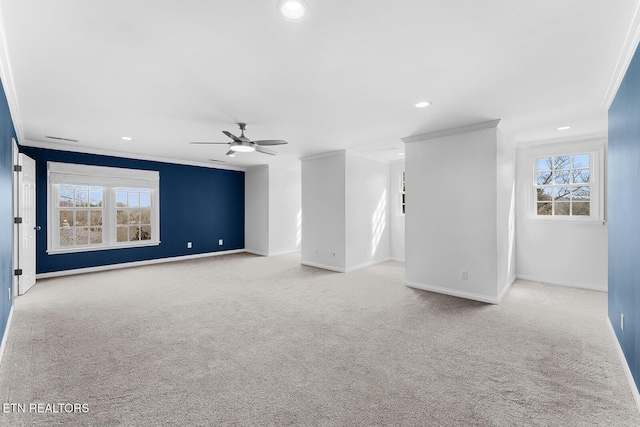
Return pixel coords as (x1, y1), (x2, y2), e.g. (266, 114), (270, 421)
(36, 249), (247, 279)
(0, 305), (14, 369)
(516, 274), (606, 292)
(300, 260), (345, 273)
(300, 258), (390, 273)
(268, 249), (301, 257)
(245, 249), (268, 257)
(607, 318), (640, 413)
(497, 276), (516, 303)
(345, 258), (390, 273)
(405, 280), (498, 304)
(245, 249), (301, 257)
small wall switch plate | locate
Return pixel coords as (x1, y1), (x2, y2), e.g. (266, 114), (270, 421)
(219, 239), (223, 246)
(187, 242), (192, 249)
(621, 313), (624, 331)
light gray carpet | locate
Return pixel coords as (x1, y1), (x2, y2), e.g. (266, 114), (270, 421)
(0, 252), (637, 426)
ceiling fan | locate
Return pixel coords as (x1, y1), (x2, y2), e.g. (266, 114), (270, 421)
(190, 123), (288, 156)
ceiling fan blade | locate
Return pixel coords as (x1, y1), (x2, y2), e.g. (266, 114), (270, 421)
(255, 146), (277, 156)
(222, 131), (243, 142)
(190, 141), (230, 145)
(254, 139), (288, 146)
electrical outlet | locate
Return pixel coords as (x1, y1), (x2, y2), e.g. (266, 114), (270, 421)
(187, 242), (192, 249)
(621, 313), (625, 331)
(461, 270), (468, 280)
(219, 239), (223, 246)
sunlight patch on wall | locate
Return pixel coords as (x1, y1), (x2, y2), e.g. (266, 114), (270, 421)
(507, 182), (515, 278)
(371, 189), (387, 256)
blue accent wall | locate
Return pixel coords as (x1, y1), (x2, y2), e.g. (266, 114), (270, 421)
(18, 146), (244, 274)
(0, 78), (17, 346)
(609, 45), (640, 392)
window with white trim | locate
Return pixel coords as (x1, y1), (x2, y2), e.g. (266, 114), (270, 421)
(532, 150), (602, 220)
(400, 171), (406, 214)
(48, 162), (160, 253)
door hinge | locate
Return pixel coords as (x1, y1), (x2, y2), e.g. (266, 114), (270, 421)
(14, 217), (22, 224)
(14, 269), (22, 276)
(13, 165), (22, 172)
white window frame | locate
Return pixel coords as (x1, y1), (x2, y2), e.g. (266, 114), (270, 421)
(399, 171), (406, 215)
(47, 162), (160, 254)
(527, 143), (604, 222)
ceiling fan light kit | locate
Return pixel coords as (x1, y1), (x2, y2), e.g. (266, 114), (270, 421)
(190, 123), (288, 157)
(229, 142), (255, 152)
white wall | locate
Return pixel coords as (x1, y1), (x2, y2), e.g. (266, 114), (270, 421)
(268, 166), (301, 256)
(245, 166), (269, 255)
(345, 154), (391, 271)
(405, 122), (504, 303)
(390, 161), (405, 261)
(300, 151), (346, 272)
(496, 129), (517, 298)
(515, 139), (608, 291)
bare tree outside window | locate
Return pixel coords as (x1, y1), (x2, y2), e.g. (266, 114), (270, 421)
(116, 188), (153, 242)
(58, 184), (103, 246)
(535, 154), (590, 216)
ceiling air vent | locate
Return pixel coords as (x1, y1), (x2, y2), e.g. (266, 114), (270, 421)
(208, 159), (226, 163)
(45, 135), (79, 143)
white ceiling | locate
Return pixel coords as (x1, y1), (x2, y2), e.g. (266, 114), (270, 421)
(0, 0), (638, 168)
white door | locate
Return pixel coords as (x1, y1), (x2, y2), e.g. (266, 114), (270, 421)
(18, 153), (36, 295)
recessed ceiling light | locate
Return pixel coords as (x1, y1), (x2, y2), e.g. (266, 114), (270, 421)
(121, 136), (133, 141)
(414, 101), (431, 108)
(557, 126), (571, 131)
(398, 152), (405, 156)
(278, 0), (309, 21)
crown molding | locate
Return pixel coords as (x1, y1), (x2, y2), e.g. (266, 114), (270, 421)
(0, 4), (24, 143)
(516, 132), (607, 149)
(602, 0), (640, 108)
(299, 149), (346, 162)
(401, 119), (501, 143)
(20, 139), (247, 172)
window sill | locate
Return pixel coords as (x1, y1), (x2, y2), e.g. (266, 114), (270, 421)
(47, 240), (160, 255)
(525, 216), (606, 225)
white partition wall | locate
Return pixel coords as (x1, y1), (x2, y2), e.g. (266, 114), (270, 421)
(403, 120), (516, 304)
(245, 166), (270, 255)
(345, 154), (391, 271)
(390, 161), (406, 261)
(300, 150), (391, 272)
(245, 164), (301, 257)
(496, 130), (517, 298)
(300, 151), (347, 272)
(268, 166), (302, 256)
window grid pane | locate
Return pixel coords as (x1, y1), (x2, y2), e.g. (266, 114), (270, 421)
(58, 184), (104, 247)
(534, 153), (592, 217)
(114, 188), (153, 242)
